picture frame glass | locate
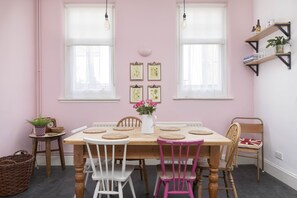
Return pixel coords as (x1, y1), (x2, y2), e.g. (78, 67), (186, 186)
(130, 86), (143, 103)
(148, 63), (161, 81)
(148, 86), (161, 103)
(130, 63), (143, 81)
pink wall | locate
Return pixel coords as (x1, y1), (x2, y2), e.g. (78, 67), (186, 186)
(38, 0), (254, 152)
(0, 0), (36, 156)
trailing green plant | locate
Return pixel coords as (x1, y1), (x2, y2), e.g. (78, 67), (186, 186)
(266, 36), (290, 48)
(27, 116), (50, 127)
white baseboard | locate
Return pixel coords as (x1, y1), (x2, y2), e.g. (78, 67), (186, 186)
(36, 155), (297, 191)
(264, 159), (297, 191)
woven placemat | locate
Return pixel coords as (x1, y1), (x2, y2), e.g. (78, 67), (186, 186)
(102, 133), (129, 140)
(113, 127), (134, 131)
(159, 133), (185, 140)
(188, 130), (213, 135)
(83, 127), (107, 134)
(159, 127), (181, 131)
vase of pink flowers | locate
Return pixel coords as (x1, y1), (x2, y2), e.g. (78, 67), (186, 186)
(133, 99), (157, 134)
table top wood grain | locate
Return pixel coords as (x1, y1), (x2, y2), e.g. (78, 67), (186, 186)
(64, 126), (231, 146)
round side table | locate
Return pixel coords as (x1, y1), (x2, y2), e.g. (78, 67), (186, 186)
(29, 132), (66, 177)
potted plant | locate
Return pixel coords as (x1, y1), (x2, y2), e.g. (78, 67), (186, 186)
(27, 116), (50, 136)
(266, 36), (290, 53)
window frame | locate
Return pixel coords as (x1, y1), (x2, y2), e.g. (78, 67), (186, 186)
(176, 3), (231, 100)
(61, 4), (118, 102)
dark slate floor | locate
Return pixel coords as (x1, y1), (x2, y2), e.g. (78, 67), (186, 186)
(4, 165), (297, 198)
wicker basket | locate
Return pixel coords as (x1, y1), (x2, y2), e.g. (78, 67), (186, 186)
(0, 150), (34, 196)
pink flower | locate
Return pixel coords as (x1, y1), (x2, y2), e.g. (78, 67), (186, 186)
(132, 99), (157, 115)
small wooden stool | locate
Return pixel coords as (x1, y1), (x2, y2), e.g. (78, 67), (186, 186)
(29, 132), (66, 177)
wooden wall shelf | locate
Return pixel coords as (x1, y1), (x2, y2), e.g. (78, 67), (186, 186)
(246, 22), (291, 42)
(244, 22), (291, 76)
(245, 53), (291, 76)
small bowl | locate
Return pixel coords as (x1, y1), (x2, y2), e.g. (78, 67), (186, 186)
(50, 127), (64, 133)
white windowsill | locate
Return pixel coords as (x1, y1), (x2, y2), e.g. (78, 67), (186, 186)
(58, 98), (120, 103)
(173, 96), (234, 100)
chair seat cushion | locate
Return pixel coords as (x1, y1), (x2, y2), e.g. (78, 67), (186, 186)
(238, 138), (263, 149)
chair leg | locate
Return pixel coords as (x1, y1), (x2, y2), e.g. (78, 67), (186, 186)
(227, 171), (238, 198)
(235, 148), (239, 167)
(262, 147), (265, 172)
(223, 171), (230, 198)
(118, 182), (123, 198)
(163, 182), (169, 198)
(128, 176), (136, 198)
(139, 159), (143, 181)
(142, 159), (149, 194)
(98, 182), (102, 198)
(187, 181), (194, 198)
(93, 181), (100, 198)
(197, 168), (203, 198)
(257, 153), (260, 182)
(84, 172), (89, 187)
(153, 177), (162, 198)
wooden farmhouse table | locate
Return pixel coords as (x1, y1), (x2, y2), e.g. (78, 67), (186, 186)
(64, 126), (231, 198)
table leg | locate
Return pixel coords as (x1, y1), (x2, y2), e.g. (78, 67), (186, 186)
(32, 139), (38, 172)
(45, 139), (51, 177)
(208, 145), (220, 198)
(58, 137), (65, 170)
(74, 145), (84, 198)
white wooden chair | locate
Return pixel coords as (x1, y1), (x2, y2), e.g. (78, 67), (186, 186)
(83, 137), (136, 198)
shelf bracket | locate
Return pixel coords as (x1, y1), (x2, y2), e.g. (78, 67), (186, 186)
(246, 41), (258, 52)
(276, 53), (291, 70)
(275, 22), (291, 39)
(246, 64), (259, 76)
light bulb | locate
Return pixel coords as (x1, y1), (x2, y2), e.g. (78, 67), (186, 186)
(182, 13), (187, 29)
(104, 19), (110, 30)
(104, 13), (110, 31)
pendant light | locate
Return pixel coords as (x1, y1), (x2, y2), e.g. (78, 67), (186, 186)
(182, 0), (187, 28)
(104, 0), (110, 30)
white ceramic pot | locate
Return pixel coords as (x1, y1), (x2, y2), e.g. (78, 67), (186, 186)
(141, 114), (155, 134)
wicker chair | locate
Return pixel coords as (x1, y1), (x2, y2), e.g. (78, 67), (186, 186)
(116, 116), (149, 194)
(196, 123), (241, 198)
(231, 117), (264, 181)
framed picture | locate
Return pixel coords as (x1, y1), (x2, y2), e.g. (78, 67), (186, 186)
(148, 62), (161, 81)
(130, 62), (143, 81)
(130, 85), (143, 103)
(148, 85), (161, 103)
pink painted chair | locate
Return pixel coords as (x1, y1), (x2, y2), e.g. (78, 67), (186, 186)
(154, 138), (204, 198)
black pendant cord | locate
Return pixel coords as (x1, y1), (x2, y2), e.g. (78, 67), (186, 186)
(105, 0), (108, 19)
(183, 0), (186, 19)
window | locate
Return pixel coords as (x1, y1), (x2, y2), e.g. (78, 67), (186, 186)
(177, 4), (227, 99)
(64, 4), (115, 100)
